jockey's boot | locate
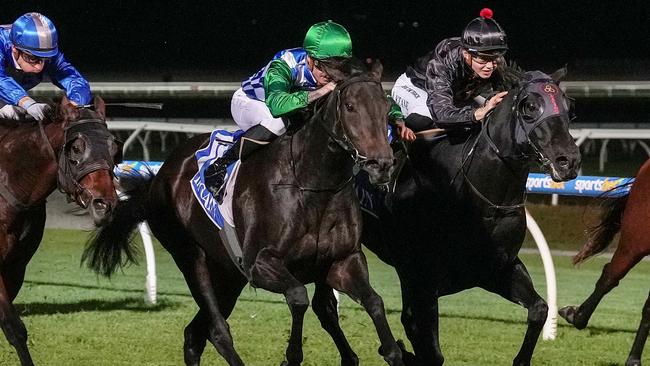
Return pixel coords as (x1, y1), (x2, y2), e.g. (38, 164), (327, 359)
(204, 124), (277, 203)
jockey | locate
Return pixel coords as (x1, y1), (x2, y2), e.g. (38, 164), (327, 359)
(0, 12), (91, 121)
(391, 8), (509, 132)
(205, 20), (412, 201)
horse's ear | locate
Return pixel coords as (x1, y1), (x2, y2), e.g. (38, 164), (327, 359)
(368, 59), (383, 82)
(551, 66), (568, 84)
(94, 96), (106, 120)
(58, 96), (78, 121)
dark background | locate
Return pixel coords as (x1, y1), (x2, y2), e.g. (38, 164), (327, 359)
(3, 1), (650, 81)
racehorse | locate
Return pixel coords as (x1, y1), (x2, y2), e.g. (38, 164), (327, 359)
(360, 69), (581, 365)
(0, 96), (121, 366)
(559, 159), (650, 366)
(83, 60), (406, 366)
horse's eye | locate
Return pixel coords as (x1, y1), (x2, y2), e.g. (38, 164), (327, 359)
(519, 94), (544, 122)
(345, 103), (354, 112)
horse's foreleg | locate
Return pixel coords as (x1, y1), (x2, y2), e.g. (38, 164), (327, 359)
(178, 246), (244, 366)
(6, 204), (46, 300)
(484, 258), (547, 366)
(0, 274), (33, 366)
(250, 248), (309, 366)
(312, 281), (359, 366)
(327, 251), (404, 366)
(399, 280), (443, 366)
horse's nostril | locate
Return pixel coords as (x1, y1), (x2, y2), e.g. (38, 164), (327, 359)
(365, 159), (379, 168)
(93, 200), (107, 211)
(556, 156), (570, 168)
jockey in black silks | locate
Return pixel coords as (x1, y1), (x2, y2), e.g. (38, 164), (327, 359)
(391, 8), (510, 131)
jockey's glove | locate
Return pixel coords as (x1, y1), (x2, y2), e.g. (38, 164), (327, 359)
(23, 100), (51, 121)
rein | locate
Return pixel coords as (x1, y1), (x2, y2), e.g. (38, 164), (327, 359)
(276, 76), (382, 193)
(453, 114), (527, 212)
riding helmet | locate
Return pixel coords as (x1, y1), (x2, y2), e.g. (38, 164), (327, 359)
(461, 8), (507, 56)
(10, 13), (58, 58)
(303, 20), (352, 60)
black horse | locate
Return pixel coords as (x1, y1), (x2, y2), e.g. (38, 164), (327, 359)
(83, 60), (406, 366)
(360, 69), (581, 365)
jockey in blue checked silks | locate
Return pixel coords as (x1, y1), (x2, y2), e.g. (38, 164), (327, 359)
(0, 12), (91, 121)
(204, 20), (415, 202)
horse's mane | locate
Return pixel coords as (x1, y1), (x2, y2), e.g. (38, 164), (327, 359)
(500, 61), (527, 90)
(319, 56), (367, 80)
(285, 57), (371, 133)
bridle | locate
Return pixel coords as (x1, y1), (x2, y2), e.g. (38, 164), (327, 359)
(455, 76), (571, 211)
(55, 115), (122, 208)
(280, 75), (384, 193)
(317, 75), (383, 166)
(0, 109), (120, 210)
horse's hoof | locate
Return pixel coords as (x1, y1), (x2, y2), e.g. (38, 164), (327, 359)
(558, 305), (577, 324)
(625, 358), (641, 366)
(559, 305), (588, 330)
(396, 340), (417, 366)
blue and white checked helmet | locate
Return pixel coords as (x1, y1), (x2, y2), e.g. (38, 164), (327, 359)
(10, 13), (58, 58)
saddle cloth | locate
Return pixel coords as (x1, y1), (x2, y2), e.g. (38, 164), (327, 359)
(190, 129), (244, 229)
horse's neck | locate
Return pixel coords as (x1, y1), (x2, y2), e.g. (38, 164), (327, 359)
(9, 122), (65, 205)
(291, 107), (354, 189)
(464, 115), (529, 205)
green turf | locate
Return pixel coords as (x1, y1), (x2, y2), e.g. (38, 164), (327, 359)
(0, 228), (648, 365)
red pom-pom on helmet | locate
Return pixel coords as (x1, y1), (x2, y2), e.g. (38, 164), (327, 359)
(479, 8), (494, 19)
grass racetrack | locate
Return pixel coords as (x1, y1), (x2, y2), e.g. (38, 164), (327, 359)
(1, 225), (648, 366)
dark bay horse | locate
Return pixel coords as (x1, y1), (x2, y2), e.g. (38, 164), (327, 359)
(83, 61), (405, 366)
(559, 159), (650, 366)
(0, 96), (121, 366)
(360, 69), (581, 365)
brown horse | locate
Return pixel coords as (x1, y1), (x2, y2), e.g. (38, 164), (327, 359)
(83, 60), (405, 366)
(560, 158), (650, 366)
(0, 96), (121, 366)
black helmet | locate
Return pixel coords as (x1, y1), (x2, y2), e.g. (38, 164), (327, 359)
(461, 8), (507, 56)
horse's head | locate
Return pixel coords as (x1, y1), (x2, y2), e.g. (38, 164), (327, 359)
(56, 96), (122, 225)
(323, 59), (395, 185)
(504, 69), (581, 181)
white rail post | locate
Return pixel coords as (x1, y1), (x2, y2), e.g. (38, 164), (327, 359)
(139, 221), (157, 304)
(525, 208), (557, 340)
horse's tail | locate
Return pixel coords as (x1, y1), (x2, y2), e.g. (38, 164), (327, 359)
(82, 169), (154, 277)
(573, 184), (631, 264)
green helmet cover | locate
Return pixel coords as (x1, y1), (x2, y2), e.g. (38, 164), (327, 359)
(303, 21), (352, 59)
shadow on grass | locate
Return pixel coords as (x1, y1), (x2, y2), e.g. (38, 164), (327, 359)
(25, 279), (192, 297)
(23, 280), (638, 335)
(16, 297), (177, 316)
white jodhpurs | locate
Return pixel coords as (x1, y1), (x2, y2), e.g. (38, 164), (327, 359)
(391, 73), (432, 119)
(230, 88), (286, 135)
